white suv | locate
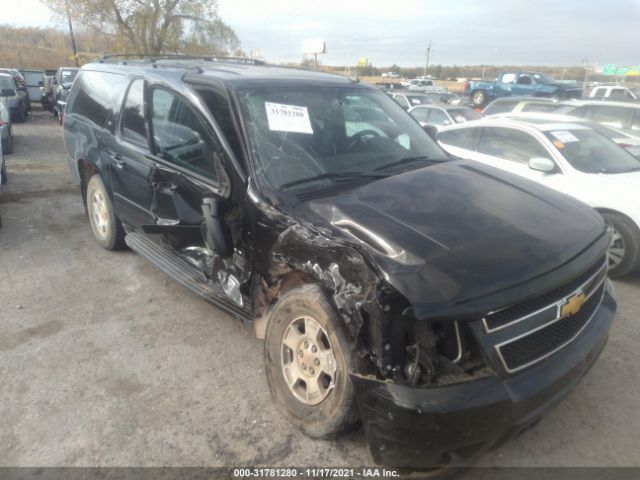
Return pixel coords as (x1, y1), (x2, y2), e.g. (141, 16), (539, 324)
(437, 115), (640, 277)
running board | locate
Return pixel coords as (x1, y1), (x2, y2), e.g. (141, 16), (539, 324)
(125, 232), (251, 322)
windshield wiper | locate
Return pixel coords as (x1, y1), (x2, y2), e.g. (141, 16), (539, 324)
(279, 171), (387, 190)
(374, 155), (447, 172)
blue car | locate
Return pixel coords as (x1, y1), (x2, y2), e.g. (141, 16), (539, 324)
(465, 71), (583, 107)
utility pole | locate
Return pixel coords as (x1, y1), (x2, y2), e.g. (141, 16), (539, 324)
(64, 0), (79, 67)
(424, 40), (432, 78)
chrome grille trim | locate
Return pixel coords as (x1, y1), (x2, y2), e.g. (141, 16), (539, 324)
(494, 276), (606, 374)
(482, 261), (607, 334)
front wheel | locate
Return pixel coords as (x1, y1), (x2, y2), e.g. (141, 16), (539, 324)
(471, 90), (487, 107)
(603, 213), (640, 278)
(264, 284), (359, 438)
(86, 174), (126, 250)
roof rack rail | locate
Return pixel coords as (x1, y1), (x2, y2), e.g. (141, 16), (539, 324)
(98, 53), (264, 65)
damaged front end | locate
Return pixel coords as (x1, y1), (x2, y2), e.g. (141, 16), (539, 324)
(247, 173), (615, 469)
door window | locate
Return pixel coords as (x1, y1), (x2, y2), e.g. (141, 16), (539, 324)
(121, 79), (148, 145)
(517, 75), (532, 85)
(438, 127), (482, 151)
(393, 95), (410, 109)
(590, 106), (629, 129)
(150, 88), (220, 181)
(427, 109), (451, 126)
(478, 127), (549, 165)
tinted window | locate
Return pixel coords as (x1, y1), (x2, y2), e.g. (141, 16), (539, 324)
(483, 99), (518, 116)
(590, 105), (630, 129)
(438, 127), (482, 150)
(478, 127), (549, 164)
(393, 95), (410, 109)
(410, 108), (430, 123)
(592, 88), (606, 99)
(407, 95), (433, 106)
(521, 102), (560, 113)
(196, 87), (243, 160)
(122, 79), (148, 145)
(449, 108), (482, 122)
(428, 109), (451, 126)
(69, 70), (127, 128)
(151, 88), (219, 181)
(517, 75), (532, 85)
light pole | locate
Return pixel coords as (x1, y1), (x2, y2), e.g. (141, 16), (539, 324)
(64, 0), (79, 67)
(424, 40), (432, 77)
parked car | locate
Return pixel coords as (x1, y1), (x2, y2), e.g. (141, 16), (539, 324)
(437, 116), (640, 277)
(0, 68), (30, 113)
(20, 69), (45, 104)
(387, 91), (438, 109)
(555, 100), (640, 135)
(588, 85), (638, 102)
(52, 67), (79, 123)
(64, 57), (615, 468)
(41, 74), (55, 111)
(496, 112), (640, 159)
(405, 78), (447, 93)
(0, 73), (28, 122)
(0, 136), (6, 186)
(482, 96), (561, 116)
(408, 104), (481, 130)
(0, 100), (14, 153)
(465, 72), (583, 107)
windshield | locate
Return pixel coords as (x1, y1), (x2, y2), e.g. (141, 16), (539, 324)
(60, 70), (78, 82)
(449, 108), (482, 122)
(545, 128), (640, 174)
(532, 73), (556, 84)
(237, 86), (447, 195)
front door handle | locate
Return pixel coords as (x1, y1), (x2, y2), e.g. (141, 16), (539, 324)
(111, 153), (125, 169)
(153, 181), (178, 193)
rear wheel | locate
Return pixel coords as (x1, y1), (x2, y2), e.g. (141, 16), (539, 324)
(86, 174), (126, 250)
(471, 90), (487, 107)
(264, 284), (359, 438)
(603, 213), (640, 278)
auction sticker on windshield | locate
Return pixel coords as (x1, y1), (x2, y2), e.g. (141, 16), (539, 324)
(265, 102), (314, 134)
(550, 130), (579, 143)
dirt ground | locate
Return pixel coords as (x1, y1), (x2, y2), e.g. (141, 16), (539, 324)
(1, 107), (639, 469)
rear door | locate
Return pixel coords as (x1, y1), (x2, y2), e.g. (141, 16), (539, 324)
(109, 78), (156, 228)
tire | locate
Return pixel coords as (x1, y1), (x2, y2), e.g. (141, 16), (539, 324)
(602, 213), (640, 278)
(86, 174), (126, 250)
(471, 89), (487, 107)
(264, 284), (359, 438)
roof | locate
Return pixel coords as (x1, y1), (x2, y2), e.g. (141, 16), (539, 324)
(558, 99), (640, 109)
(410, 103), (473, 111)
(83, 57), (362, 89)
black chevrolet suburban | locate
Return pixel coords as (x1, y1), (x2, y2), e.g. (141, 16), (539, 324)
(63, 56), (616, 468)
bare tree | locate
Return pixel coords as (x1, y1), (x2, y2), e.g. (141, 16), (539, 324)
(43, 0), (239, 55)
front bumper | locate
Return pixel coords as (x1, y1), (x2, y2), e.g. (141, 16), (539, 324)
(351, 290), (616, 468)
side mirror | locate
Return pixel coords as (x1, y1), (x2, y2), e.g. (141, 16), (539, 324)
(422, 124), (438, 140)
(529, 157), (556, 173)
(1, 89), (16, 97)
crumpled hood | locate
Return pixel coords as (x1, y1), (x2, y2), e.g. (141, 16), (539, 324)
(295, 160), (608, 318)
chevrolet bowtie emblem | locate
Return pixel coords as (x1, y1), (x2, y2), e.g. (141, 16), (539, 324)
(561, 292), (587, 318)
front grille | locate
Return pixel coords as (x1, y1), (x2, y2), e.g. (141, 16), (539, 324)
(484, 257), (606, 332)
(497, 282), (605, 372)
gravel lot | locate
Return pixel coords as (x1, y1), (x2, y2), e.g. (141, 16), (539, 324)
(1, 107), (639, 470)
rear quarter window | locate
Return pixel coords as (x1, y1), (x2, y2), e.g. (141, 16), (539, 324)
(68, 70), (128, 129)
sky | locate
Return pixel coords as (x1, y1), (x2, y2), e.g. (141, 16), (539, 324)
(4, 0), (640, 67)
